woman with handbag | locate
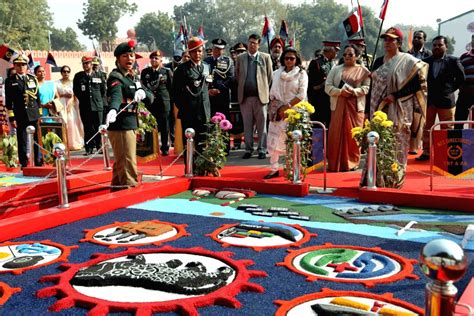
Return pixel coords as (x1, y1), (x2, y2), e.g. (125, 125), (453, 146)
(265, 47), (308, 179)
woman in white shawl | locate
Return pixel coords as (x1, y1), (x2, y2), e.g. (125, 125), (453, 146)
(56, 65), (84, 150)
(265, 47), (308, 179)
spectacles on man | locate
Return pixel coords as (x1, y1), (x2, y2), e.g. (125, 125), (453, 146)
(343, 53), (355, 57)
(284, 56), (296, 61)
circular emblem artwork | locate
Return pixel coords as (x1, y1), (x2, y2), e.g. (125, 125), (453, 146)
(0, 282), (21, 306)
(447, 145), (463, 160)
(0, 240), (76, 274)
(81, 220), (189, 248)
(274, 288), (424, 315)
(37, 246), (267, 314)
(277, 243), (418, 287)
(209, 221), (316, 251)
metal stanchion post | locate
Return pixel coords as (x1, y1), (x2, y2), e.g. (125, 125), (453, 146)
(366, 131), (379, 190)
(292, 130), (302, 184)
(420, 239), (467, 316)
(99, 125), (112, 171)
(185, 128), (195, 178)
(53, 143), (69, 208)
(26, 125), (35, 167)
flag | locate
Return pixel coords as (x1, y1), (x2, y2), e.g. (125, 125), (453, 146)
(0, 44), (15, 62)
(45, 51), (57, 67)
(27, 52), (35, 69)
(197, 25), (205, 40)
(342, 10), (362, 38)
(188, 25), (193, 38)
(261, 16), (275, 44)
(279, 20), (289, 41)
(407, 26), (413, 50)
(175, 24), (185, 51)
(379, 0), (389, 20)
(289, 31), (296, 47)
(357, 4), (364, 28)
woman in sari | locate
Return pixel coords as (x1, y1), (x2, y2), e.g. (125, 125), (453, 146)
(370, 27), (428, 171)
(325, 44), (370, 172)
(56, 65), (84, 150)
(35, 65), (61, 122)
(265, 47), (308, 179)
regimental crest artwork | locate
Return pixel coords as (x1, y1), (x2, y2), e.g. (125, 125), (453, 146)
(0, 240), (76, 274)
(278, 243), (418, 287)
(274, 288), (424, 315)
(81, 220), (189, 248)
(37, 246), (267, 315)
(209, 221), (316, 251)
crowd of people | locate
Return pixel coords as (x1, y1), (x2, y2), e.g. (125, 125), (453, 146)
(2, 27), (473, 187)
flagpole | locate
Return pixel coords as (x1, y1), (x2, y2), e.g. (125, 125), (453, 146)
(370, 19), (385, 70)
(48, 31), (52, 51)
(355, 0), (370, 68)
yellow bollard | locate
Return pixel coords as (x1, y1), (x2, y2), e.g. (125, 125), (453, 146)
(173, 104), (183, 153)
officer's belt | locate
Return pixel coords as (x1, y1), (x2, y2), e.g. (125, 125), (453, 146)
(121, 98), (137, 112)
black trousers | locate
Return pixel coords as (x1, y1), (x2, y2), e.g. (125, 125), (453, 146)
(180, 119), (208, 170)
(150, 105), (170, 153)
(17, 120), (42, 167)
(455, 92), (474, 129)
(80, 110), (103, 151)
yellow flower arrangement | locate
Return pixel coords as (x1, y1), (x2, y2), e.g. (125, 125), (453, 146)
(284, 100), (314, 181)
(351, 111), (404, 188)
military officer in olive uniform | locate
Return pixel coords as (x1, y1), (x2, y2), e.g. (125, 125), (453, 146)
(141, 50), (173, 156)
(307, 40), (340, 128)
(171, 37), (211, 158)
(105, 41), (153, 189)
(73, 56), (107, 155)
(4, 53), (42, 167)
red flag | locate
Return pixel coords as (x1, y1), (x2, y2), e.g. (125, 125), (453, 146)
(343, 11), (362, 38)
(197, 25), (205, 40)
(379, 0), (389, 20)
(407, 26), (413, 50)
(357, 4), (364, 28)
(0, 44), (15, 62)
(46, 51), (58, 67)
(261, 16), (275, 43)
(279, 20), (289, 41)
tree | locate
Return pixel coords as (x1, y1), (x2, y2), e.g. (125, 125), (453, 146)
(50, 27), (86, 51)
(0, 0), (52, 50)
(135, 12), (174, 55)
(77, 0), (137, 52)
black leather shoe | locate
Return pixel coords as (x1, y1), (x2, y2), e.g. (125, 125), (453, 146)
(415, 154), (430, 161)
(258, 152), (266, 159)
(264, 171), (279, 179)
(161, 150), (169, 156)
(242, 152), (252, 159)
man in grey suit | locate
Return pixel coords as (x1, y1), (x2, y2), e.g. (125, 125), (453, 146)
(235, 34), (273, 159)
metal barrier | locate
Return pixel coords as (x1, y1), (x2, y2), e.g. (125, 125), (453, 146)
(53, 143), (69, 208)
(429, 120), (474, 191)
(291, 130), (303, 184)
(366, 131), (380, 190)
(26, 125), (36, 167)
(99, 125), (112, 171)
(185, 128), (195, 178)
(309, 121), (328, 192)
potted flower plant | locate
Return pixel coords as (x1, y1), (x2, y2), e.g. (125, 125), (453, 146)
(352, 111), (404, 188)
(194, 112), (233, 176)
(284, 101), (315, 181)
(42, 131), (63, 165)
(0, 134), (19, 170)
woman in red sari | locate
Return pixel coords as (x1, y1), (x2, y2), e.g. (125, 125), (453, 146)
(325, 44), (370, 172)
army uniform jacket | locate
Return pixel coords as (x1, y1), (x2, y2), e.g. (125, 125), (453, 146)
(106, 68), (153, 130)
(307, 55), (335, 99)
(203, 55), (234, 100)
(171, 60), (211, 123)
(140, 66), (172, 112)
(4, 73), (41, 123)
(73, 70), (107, 112)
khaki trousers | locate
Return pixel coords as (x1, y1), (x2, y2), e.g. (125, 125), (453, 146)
(108, 130), (138, 188)
(421, 106), (456, 155)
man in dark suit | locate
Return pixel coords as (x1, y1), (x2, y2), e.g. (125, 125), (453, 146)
(141, 50), (173, 156)
(417, 35), (465, 161)
(4, 53), (42, 167)
(73, 56), (107, 155)
(171, 37), (211, 158)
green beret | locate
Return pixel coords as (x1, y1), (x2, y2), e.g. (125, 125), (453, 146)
(114, 40), (136, 57)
